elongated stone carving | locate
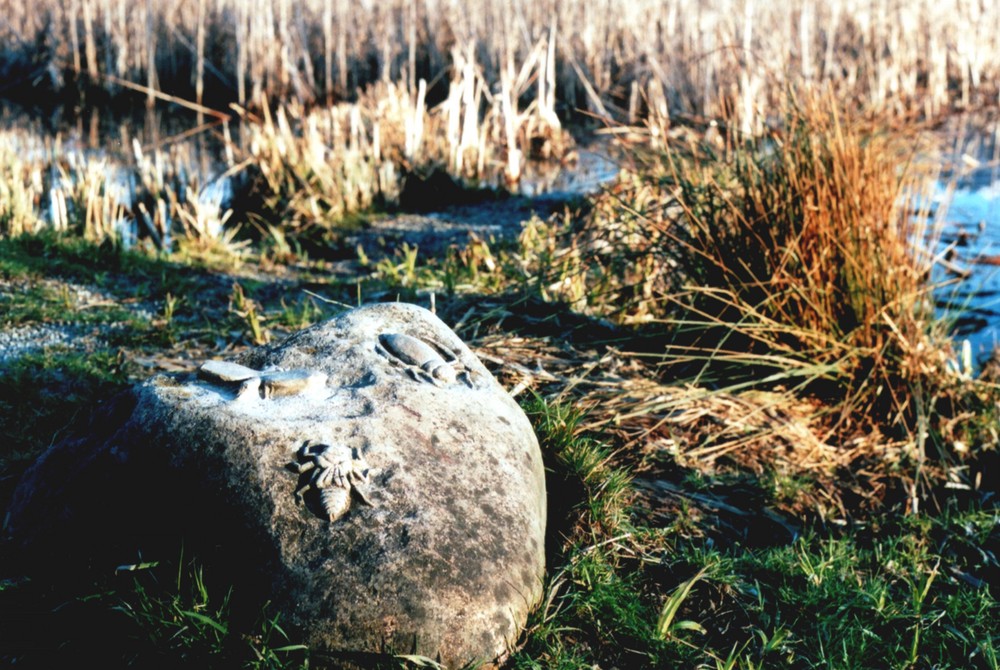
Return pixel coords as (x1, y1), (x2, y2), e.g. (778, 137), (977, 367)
(376, 332), (471, 387)
(289, 442), (373, 522)
(198, 360), (327, 400)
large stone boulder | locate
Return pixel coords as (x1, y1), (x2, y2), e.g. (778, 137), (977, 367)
(5, 302), (546, 668)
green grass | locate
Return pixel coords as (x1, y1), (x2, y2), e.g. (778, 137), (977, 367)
(698, 509), (999, 669)
(507, 398), (1000, 670)
(506, 398), (667, 669)
(0, 231), (362, 347)
(115, 556), (309, 669)
(0, 282), (135, 327)
(0, 232), (211, 307)
(0, 550), (310, 669)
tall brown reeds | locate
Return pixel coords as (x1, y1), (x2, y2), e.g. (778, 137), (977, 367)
(516, 92), (960, 441)
(0, 31), (574, 251)
(1, 1), (998, 122)
(236, 45), (573, 232)
(650, 95), (954, 437)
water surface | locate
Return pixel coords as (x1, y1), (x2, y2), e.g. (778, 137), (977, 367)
(931, 119), (1000, 366)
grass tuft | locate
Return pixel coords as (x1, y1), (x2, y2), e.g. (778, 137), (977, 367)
(652, 96), (947, 436)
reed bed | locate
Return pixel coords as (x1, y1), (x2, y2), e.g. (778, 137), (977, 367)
(0, 57), (571, 248)
(0, 141), (43, 237)
(239, 50), (570, 233)
(0, 125), (236, 253)
(2, 0), (999, 124)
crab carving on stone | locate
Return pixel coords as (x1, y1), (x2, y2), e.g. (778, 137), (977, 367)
(376, 332), (473, 388)
(289, 442), (374, 522)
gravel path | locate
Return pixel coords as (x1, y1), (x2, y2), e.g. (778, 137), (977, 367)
(0, 278), (158, 366)
(0, 322), (84, 365)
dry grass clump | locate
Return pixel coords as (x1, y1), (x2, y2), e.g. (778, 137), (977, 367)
(470, 319), (878, 518)
(652, 96), (952, 436)
(0, 142), (44, 237)
(466, 297), (985, 521)
(605, 384), (917, 519)
(521, 96), (961, 435)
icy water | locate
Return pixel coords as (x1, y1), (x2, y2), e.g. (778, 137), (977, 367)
(931, 119), (1000, 366)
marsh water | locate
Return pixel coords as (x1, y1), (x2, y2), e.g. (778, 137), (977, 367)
(931, 118), (1000, 366)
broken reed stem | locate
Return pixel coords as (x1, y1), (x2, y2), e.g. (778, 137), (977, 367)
(323, 0), (333, 106)
(82, 0), (98, 80)
(98, 73), (230, 121)
(67, 0), (81, 75)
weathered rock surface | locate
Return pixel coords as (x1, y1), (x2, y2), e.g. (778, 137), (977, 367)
(4, 302), (546, 668)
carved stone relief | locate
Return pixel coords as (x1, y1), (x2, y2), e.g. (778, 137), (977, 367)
(288, 442), (374, 522)
(376, 332), (472, 387)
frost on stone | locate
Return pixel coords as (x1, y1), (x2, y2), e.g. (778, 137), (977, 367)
(376, 332), (472, 387)
(198, 360), (328, 400)
(289, 442), (373, 522)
